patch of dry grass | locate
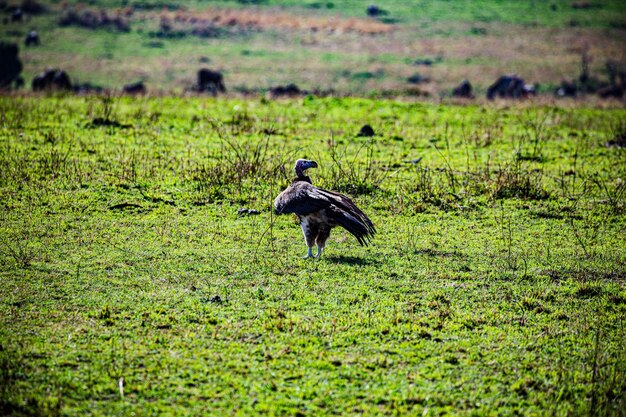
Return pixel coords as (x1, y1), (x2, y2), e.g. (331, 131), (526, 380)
(152, 7), (395, 35)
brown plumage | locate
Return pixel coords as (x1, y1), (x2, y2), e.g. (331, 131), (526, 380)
(274, 159), (375, 258)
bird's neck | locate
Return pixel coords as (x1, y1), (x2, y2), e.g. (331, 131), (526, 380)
(293, 175), (312, 184)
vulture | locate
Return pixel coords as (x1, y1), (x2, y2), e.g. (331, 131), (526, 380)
(274, 159), (376, 258)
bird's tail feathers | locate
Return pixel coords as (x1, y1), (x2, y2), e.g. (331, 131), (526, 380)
(321, 189), (376, 235)
(330, 209), (375, 246)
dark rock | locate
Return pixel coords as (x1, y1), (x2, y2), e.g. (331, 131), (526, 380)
(0, 42), (23, 89)
(196, 68), (225, 95)
(209, 295), (222, 304)
(366, 5), (388, 17)
(407, 73), (429, 84)
(452, 79), (474, 98)
(414, 59), (433, 66)
(32, 68), (72, 91)
(269, 83), (303, 98)
(24, 30), (39, 46)
(357, 124), (375, 137)
(123, 80), (146, 95)
(486, 74), (535, 100)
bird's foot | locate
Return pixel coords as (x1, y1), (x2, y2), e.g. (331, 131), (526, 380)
(302, 247), (314, 259)
(313, 246), (324, 258)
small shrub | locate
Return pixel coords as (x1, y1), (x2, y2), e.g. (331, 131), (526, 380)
(590, 174), (625, 214)
(490, 161), (550, 200)
(0, 233), (34, 268)
(323, 138), (389, 195)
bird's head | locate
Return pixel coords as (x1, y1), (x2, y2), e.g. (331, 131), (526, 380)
(295, 159), (318, 178)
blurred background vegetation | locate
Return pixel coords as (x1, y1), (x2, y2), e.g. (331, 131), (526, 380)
(1, 0), (625, 98)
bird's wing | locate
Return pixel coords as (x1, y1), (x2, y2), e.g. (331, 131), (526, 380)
(274, 182), (333, 215)
(316, 187), (376, 235)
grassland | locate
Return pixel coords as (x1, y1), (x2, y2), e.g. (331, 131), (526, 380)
(1, 95), (625, 415)
(2, 0), (626, 96)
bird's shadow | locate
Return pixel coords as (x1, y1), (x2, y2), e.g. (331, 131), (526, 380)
(325, 255), (377, 266)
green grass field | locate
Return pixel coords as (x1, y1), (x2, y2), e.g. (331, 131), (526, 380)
(1, 96), (625, 415)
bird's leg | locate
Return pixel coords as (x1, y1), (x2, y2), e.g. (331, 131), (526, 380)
(302, 247), (314, 259)
(315, 229), (330, 259)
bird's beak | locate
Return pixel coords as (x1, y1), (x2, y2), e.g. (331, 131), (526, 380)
(308, 160), (318, 169)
